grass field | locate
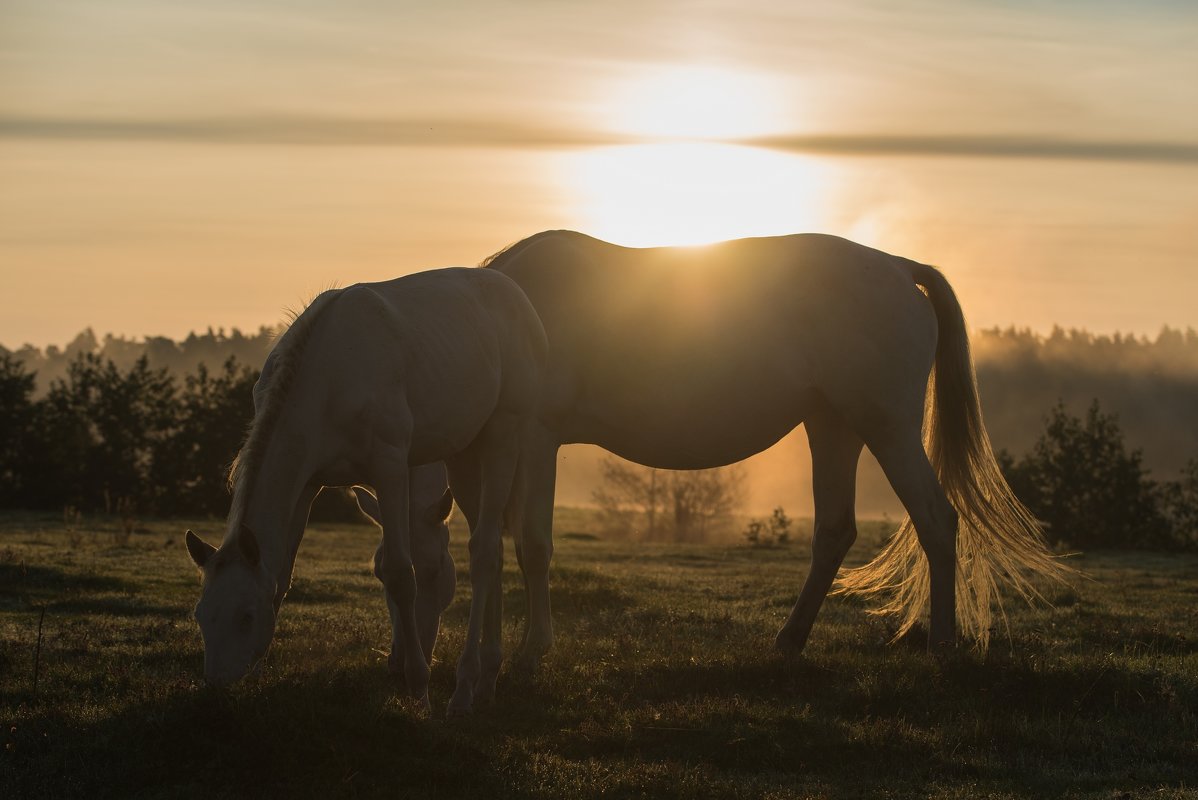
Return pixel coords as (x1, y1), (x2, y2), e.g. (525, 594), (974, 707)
(2, 510), (1196, 799)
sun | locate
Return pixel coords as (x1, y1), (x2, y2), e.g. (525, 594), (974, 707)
(567, 142), (831, 248)
(564, 66), (825, 247)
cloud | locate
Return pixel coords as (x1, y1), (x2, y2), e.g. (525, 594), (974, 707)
(742, 133), (1198, 165)
(4, 114), (1198, 165)
(0, 115), (631, 149)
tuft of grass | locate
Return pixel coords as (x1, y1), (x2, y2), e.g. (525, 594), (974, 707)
(1, 512), (1196, 799)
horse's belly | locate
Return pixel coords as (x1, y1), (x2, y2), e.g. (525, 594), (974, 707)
(559, 378), (815, 470)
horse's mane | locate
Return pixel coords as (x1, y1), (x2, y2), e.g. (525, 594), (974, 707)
(478, 230), (575, 269)
(224, 289), (342, 540)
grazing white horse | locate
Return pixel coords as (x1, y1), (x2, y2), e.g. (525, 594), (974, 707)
(184, 267), (546, 715)
(479, 231), (1069, 659)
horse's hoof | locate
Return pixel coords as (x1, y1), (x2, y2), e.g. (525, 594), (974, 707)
(774, 631), (807, 663)
(928, 638), (958, 658)
(415, 693), (431, 717)
(473, 682), (497, 707)
(510, 652), (542, 678)
(446, 699), (473, 719)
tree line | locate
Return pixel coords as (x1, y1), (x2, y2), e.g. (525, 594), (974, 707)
(1, 325), (1197, 548)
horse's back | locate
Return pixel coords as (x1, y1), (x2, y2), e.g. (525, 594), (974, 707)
(288, 267), (545, 466)
(486, 231), (938, 464)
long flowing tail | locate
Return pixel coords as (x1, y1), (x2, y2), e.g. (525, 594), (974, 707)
(834, 260), (1073, 651)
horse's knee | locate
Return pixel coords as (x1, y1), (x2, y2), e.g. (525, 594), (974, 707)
(519, 536), (553, 577)
(468, 537), (502, 580)
(382, 561), (417, 605)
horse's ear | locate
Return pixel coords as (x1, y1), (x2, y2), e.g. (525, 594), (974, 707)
(435, 487), (454, 523)
(186, 529), (216, 568)
(238, 524), (261, 567)
(352, 486), (383, 527)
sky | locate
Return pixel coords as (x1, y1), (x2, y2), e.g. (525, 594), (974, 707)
(2, 0), (1197, 349)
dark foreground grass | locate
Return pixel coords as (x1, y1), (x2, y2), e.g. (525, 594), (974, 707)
(1, 511), (1196, 799)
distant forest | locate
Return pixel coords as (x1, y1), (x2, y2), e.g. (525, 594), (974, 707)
(6, 324), (1197, 470)
(2, 324), (1197, 521)
(972, 326), (1198, 476)
(3, 327), (276, 395)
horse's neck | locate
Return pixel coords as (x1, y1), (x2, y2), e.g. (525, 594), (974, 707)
(239, 440), (319, 607)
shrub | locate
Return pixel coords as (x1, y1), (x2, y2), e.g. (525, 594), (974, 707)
(1001, 400), (1173, 549)
(743, 506), (792, 547)
(1159, 458), (1198, 549)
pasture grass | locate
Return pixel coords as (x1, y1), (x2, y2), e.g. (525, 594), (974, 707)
(1, 510), (1196, 798)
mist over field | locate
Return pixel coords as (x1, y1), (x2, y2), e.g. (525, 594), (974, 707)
(7, 323), (1197, 517)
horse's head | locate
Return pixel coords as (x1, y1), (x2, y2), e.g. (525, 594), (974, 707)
(185, 526), (277, 686)
(355, 478), (456, 664)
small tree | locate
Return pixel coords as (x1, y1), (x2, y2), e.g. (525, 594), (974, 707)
(0, 354), (37, 505)
(27, 354), (178, 513)
(1002, 400), (1171, 549)
(155, 357), (258, 515)
(1159, 458), (1198, 549)
(592, 457), (746, 542)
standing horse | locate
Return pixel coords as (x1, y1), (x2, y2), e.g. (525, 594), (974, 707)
(183, 267), (546, 715)
(481, 231), (1069, 660)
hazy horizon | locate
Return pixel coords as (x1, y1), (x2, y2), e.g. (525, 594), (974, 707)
(3, 0), (1196, 347)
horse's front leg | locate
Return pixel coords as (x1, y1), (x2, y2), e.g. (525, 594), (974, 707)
(514, 432), (558, 667)
(448, 423), (520, 717)
(356, 487), (410, 677)
(373, 455), (431, 711)
(474, 533), (504, 706)
(370, 539), (407, 676)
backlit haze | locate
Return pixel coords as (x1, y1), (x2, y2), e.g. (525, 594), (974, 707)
(3, 0), (1197, 511)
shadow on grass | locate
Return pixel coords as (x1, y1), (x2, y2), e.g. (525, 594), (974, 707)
(0, 562), (134, 601)
(3, 666), (526, 799)
(6, 640), (1196, 799)
(46, 596), (185, 618)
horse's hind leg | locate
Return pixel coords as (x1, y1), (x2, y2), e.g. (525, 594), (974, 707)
(869, 429), (959, 650)
(775, 408), (863, 657)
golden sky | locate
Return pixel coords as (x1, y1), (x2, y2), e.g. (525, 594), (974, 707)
(2, 0), (1197, 347)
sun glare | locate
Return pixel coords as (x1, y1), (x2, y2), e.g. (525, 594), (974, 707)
(611, 65), (786, 141)
(568, 143), (831, 248)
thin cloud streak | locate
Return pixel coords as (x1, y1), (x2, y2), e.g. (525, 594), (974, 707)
(745, 134), (1198, 165)
(0, 115), (632, 149)
(4, 114), (1198, 165)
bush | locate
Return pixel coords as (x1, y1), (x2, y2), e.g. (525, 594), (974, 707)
(1159, 458), (1198, 549)
(0, 355), (37, 506)
(154, 358), (257, 515)
(1001, 400), (1174, 549)
(743, 507), (792, 547)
